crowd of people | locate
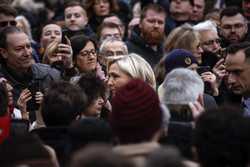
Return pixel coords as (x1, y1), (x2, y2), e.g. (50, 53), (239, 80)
(1, 0), (250, 167)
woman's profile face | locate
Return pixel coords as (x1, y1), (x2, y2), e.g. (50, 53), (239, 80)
(85, 96), (105, 117)
(107, 62), (132, 96)
(94, 0), (111, 16)
(191, 40), (204, 64)
(76, 41), (97, 72)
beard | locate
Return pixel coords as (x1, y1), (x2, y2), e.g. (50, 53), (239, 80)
(141, 28), (164, 46)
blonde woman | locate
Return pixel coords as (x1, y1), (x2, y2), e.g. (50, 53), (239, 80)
(107, 53), (156, 96)
(155, 24), (203, 85)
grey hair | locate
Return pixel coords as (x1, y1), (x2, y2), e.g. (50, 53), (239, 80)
(99, 37), (128, 55)
(193, 20), (218, 34)
(159, 68), (204, 105)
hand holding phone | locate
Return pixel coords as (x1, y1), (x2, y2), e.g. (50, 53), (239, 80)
(197, 66), (211, 75)
(27, 80), (41, 111)
(57, 35), (73, 68)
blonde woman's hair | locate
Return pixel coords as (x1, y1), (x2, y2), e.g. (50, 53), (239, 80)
(107, 53), (156, 89)
(15, 15), (33, 40)
(174, 25), (200, 52)
(155, 24), (198, 85)
(164, 23), (193, 52)
(42, 40), (59, 65)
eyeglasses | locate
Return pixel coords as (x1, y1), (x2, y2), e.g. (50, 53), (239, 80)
(0, 20), (17, 27)
(104, 50), (126, 57)
(202, 38), (221, 46)
(221, 23), (245, 30)
(101, 33), (122, 41)
(79, 49), (96, 57)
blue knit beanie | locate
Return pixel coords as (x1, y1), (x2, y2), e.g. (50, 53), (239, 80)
(165, 49), (198, 74)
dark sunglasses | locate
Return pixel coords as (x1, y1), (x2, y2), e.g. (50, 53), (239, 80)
(0, 20), (17, 27)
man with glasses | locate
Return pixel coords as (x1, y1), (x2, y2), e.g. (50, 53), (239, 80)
(0, 4), (17, 65)
(99, 37), (128, 67)
(220, 7), (249, 47)
(0, 4), (17, 30)
(98, 22), (122, 43)
(194, 20), (221, 55)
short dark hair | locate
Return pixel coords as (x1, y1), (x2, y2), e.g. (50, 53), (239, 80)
(77, 73), (106, 108)
(41, 81), (87, 127)
(68, 118), (113, 153)
(226, 42), (250, 63)
(64, 1), (84, 11)
(70, 34), (98, 61)
(84, 0), (119, 18)
(0, 26), (23, 49)
(194, 106), (250, 167)
(97, 22), (121, 39)
(0, 4), (17, 17)
(220, 6), (245, 20)
(140, 3), (166, 21)
(0, 133), (54, 167)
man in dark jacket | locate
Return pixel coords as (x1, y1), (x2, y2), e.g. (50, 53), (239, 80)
(126, 3), (166, 68)
(63, 1), (96, 39)
(0, 26), (61, 108)
(220, 7), (250, 48)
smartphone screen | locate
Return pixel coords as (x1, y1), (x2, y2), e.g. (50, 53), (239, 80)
(197, 66), (211, 75)
(27, 80), (40, 111)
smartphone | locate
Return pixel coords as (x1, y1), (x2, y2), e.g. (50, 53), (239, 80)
(168, 104), (193, 122)
(197, 66), (211, 75)
(217, 48), (226, 58)
(61, 35), (68, 44)
(27, 80), (41, 111)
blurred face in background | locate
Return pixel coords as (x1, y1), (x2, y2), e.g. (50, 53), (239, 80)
(169, 0), (193, 21)
(220, 13), (248, 44)
(65, 6), (88, 31)
(242, 0), (250, 19)
(94, 0), (110, 16)
(200, 30), (221, 53)
(191, 0), (205, 22)
(0, 14), (16, 30)
(41, 24), (62, 48)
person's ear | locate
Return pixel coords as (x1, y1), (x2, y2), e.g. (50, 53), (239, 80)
(0, 48), (8, 59)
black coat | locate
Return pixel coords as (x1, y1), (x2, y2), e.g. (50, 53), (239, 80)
(126, 27), (164, 68)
